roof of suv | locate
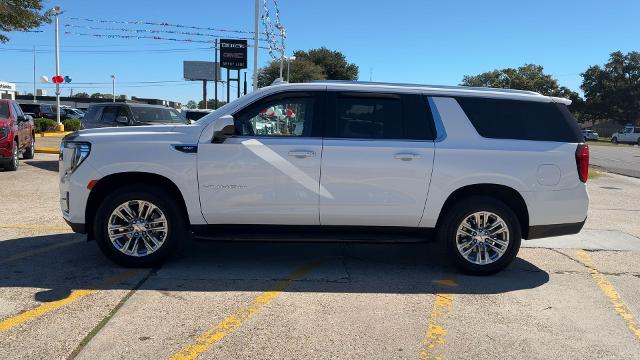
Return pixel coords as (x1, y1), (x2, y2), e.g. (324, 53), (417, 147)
(88, 103), (173, 109)
(268, 80), (571, 105)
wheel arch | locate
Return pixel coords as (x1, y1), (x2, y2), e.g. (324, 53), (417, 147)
(85, 172), (190, 240)
(435, 183), (530, 239)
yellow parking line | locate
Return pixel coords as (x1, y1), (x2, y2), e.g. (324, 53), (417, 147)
(169, 259), (322, 360)
(0, 224), (71, 231)
(419, 277), (458, 360)
(0, 239), (82, 266)
(0, 270), (141, 332)
(575, 250), (640, 341)
(35, 147), (60, 154)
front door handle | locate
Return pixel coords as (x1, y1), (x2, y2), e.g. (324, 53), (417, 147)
(288, 150), (316, 158)
(394, 153), (421, 161)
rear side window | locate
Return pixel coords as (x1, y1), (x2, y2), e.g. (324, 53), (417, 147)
(455, 97), (582, 142)
(0, 102), (8, 118)
(326, 92), (435, 140)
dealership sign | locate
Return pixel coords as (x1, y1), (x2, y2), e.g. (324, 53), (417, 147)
(183, 61), (221, 81)
(220, 39), (247, 70)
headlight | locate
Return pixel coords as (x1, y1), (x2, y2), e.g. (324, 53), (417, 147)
(62, 141), (91, 173)
(0, 125), (8, 140)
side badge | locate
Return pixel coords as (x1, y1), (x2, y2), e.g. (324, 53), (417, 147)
(171, 144), (198, 154)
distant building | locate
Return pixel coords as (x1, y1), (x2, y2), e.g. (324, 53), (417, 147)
(15, 94), (182, 110)
(0, 81), (16, 100)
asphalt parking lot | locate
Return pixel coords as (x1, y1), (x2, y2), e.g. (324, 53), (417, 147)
(591, 143), (640, 178)
(1, 154), (639, 359)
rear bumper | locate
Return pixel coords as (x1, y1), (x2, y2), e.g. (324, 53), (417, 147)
(0, 139), (13, 159)
(526, 219), (586, 240)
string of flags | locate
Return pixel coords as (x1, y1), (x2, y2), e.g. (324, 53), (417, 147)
(68, 17), (256, 35)
(262, 0), (286, 61)
(64, 24), (267, 42)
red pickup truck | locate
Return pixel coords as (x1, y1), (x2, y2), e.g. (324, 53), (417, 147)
(0, 99), (35, 171)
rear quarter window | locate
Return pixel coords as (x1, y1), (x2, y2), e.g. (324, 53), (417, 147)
(455, 97), (582, 143)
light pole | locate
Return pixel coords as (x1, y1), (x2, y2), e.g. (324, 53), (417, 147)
(52, 6), (63, 130)
(286, 56), (296, 82)
(111, 75), (115, 102)
(252, 0), (259, 91)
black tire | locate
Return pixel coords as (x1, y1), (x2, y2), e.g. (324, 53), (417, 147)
(94, 184), (188, 267)
(612, 137), (618, 144)
(637, 138), (640, 146)
(23, 135), (35, 160)
(4, 141), (19, 171)
(438, 196), (521, 275)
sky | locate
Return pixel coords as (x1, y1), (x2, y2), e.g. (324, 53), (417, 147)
(1, 0), (639, 105)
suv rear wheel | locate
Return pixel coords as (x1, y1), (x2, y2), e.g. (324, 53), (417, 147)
(438, 196), (521, 275)
(611, 137), (618, 144)
(94, 185), (187, 267)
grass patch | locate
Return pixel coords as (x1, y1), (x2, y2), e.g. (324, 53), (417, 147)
(588, 138), (636, 147)
(588, 166), (603, 179)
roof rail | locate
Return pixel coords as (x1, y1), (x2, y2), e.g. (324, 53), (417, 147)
(307, 80), (542, 96)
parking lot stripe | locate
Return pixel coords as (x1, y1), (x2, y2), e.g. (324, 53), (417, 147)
(0, 270), (141, 332)
(576, 250), (640, 341)
(0, 239), (82, 266)
(168, 259), (322, 360)
(419, 277), (457, 360)
(0, 224), (71, 231)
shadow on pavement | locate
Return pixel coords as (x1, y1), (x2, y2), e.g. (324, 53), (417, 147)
(0, 233), (549, 302)
(23, 160), (58, 172)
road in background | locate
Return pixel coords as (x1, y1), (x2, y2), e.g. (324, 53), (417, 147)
(590, 144), (640, 178)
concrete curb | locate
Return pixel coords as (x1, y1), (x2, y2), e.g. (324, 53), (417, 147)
(39, 132), (71, 137)
(35, 147), (59, 154)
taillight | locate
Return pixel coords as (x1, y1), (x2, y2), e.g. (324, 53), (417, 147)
(576, 143), (589, 183)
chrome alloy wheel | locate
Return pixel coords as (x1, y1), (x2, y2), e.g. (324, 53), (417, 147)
(107, 200), (168, 257)
(455, 211), (510, 265)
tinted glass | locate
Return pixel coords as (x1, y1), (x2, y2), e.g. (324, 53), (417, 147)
(83, 106), (101, 123)
(100, 106), (120, 124)
(455, 97), (582, 142)
(331, 95), (402, 139)
(234, 95), (314, 137)
(130, 107), (187, 124)
(12, 102), (24, 117)
(19, 104), (38, 113)
(185, 111), (209, 121)
(0, 102), (8, 118)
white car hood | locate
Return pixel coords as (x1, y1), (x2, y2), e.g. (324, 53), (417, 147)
(66, 124), (204, 145)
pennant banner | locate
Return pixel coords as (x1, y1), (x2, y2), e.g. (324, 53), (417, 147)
(69, 17), (255, 34)
(64, 24), (267, 42)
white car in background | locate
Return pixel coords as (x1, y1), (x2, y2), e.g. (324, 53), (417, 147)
(582, 129), (599, 141)
(59, 81), (589, 275)
(611, 126), (640, 145)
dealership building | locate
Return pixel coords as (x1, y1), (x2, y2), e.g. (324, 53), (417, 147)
(0, 81), (17, 100)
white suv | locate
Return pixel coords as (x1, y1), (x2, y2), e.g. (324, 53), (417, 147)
(59, 81), (589, 274)
(611, 126), (640, 145)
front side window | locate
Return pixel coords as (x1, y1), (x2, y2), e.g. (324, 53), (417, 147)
(100, 106), (120, 124)
(83, 106), (101, 123)
(130, 107), (187, 124)
(234, 94), (314, 137)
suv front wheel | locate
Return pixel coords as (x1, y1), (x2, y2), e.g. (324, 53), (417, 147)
(438, 196), (521, 275)
(94, 185), (187, 267)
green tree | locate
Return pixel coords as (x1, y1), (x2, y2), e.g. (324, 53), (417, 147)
(185, 100), (197, 109)
(90, 93), (104, 99)
(0, 0), (52, 43)
(197, 99), (227, 110)
(461, 64), (584, 119)
(581, 51), (640, 126)
(257, 47), (358, 87)
(74, 92), (90, 98)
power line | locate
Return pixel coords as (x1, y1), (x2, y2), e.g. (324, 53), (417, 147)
(63, 31), (270, 49)
(64, 24), (268, 42)
(69, 17), (256, 34)
(1, 46), (216, 54)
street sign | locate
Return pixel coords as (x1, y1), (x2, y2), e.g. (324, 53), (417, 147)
(220, 39), (248, 70)
(183, 61), (221, 81)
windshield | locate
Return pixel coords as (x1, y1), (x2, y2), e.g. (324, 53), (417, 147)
(130, 107), (188, 124)
(0, 102), (8, 118)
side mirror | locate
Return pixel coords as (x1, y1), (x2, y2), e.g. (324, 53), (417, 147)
(212, 115), (235, 143)
(25, 115), (33, 122)
(17, 115), (26, 122)
(115, 116), (129, 125)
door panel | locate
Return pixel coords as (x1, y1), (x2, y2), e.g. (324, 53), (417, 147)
(198, 137), (322, 225)
(320, 139), (434, 227)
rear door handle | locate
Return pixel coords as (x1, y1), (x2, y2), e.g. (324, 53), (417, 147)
(394, 153), (421, 161)
(288, 150), (316, 158)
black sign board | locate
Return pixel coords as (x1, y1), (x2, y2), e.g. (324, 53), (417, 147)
(220, 39), (248, 70)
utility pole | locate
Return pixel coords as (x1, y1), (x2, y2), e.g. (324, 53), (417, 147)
(214, 39), (218, 109)
(253, 0), (259, 91)
(243, 72), (247, 95)
(52, 6), (62, 130)
(111, 75), (115, 102)
(33, 45), (36, 102)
